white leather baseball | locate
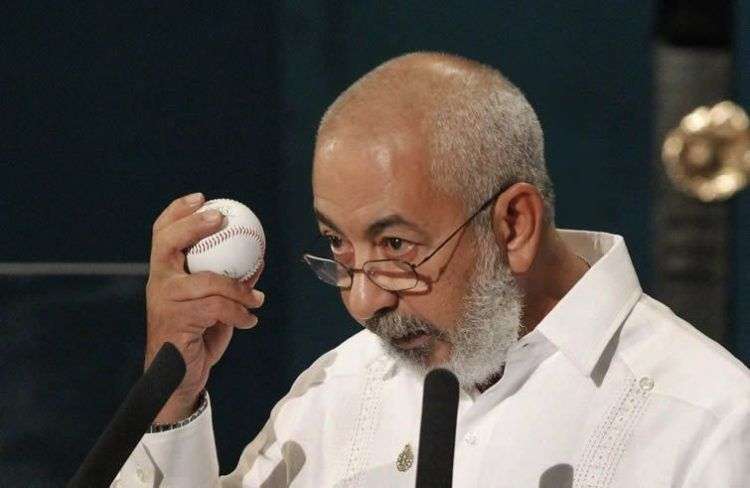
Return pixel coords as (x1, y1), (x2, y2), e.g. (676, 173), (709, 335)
(185, 198), (265, 281)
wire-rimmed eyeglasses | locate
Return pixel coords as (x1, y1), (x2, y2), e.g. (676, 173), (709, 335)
(301, 185), (509, 292)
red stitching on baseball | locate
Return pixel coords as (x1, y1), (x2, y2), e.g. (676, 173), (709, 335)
(186, 226), (265, 256)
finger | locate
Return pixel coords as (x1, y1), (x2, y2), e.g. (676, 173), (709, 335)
(188, 296), (257, 329)
(152, 193), (206, 233)
(171, 272), (264, 308)
(151, 210), (225, 269)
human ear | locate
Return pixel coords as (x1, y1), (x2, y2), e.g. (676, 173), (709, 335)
(491, 183), (544, 274)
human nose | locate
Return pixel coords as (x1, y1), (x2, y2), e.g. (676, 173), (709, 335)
(344, 267), (398, 323)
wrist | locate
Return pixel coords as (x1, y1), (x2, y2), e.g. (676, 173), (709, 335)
(154, 391), (202, 425)
(149, 391), (209, 433)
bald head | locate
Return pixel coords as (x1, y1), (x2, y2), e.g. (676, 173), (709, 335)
(319, 53), (505, 137)
(316, 52), (555, 225)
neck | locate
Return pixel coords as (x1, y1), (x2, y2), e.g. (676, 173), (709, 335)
(517, 228), (590, 336)
(474, 229), (588, 393)
(476, 366), (505, 393)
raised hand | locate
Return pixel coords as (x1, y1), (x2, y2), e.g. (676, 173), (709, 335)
(145, 193), (264, 424)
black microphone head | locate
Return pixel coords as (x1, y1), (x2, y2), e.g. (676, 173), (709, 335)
(416, 368), (459, 488)
(423, 368), (459, 403)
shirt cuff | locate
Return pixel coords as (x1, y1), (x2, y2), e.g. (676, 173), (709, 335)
(114, 391), (219, 487)
(148, 390), (209, 433)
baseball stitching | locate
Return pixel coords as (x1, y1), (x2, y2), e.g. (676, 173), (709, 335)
(186, 226), (265, 257)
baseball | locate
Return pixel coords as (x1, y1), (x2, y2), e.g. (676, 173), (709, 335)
(185, 198), (265, 281)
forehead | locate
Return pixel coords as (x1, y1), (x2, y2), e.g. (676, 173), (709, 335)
(312, 125), (460, 237)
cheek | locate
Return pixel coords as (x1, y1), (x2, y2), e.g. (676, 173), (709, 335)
(402, 275), (470, 332)
(407, 247), (476, 329)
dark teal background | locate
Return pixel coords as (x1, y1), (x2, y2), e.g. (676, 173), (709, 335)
(733, 0), (750, 376)
(0, 2), (747, 484)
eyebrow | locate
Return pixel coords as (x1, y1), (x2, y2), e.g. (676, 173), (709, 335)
(314, 209), (428, 240)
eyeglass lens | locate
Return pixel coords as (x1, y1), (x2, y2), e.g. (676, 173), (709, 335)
(363, 260), (418, 291)
(303, 255), (418, 291)
(303, 255), (350, 287)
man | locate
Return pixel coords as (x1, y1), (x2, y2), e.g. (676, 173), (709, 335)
(116, 53), (750, 487)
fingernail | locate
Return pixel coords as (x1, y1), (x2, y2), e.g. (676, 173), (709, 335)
(202, 209), (222, 223)
(186, 192), (204, 206)
(253, 290), (265, 305)
(237, 314), (258, 329)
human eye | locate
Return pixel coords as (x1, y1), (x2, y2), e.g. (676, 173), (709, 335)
(381, 237), (417, 258)
(323, 233), (352, 257)
(326, 234), (343, 249)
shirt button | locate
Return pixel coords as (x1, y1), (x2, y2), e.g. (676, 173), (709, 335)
(464, 432), (478, 445)
(136, 465), (151, 483)
(639, 376), (654, 392)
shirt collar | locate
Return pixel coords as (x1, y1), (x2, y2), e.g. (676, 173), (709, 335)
(534, 230), (643, 377)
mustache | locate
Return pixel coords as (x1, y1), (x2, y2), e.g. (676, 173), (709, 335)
(364, 310), (439, 339)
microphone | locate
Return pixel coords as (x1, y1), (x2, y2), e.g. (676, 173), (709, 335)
(415, 368), (459, 488)
(68, 342), (186, 488)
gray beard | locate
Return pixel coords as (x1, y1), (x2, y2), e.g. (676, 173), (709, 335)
(365, 230), (522, 388)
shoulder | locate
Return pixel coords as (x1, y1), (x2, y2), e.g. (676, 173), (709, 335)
(255, 330), (391, 446)
(618, 293), (750, 419)
(299, 329), (390, 382)
(274, 330), (390, 410)
(326, 328), (392, 375)
(225, 331), (392, 482)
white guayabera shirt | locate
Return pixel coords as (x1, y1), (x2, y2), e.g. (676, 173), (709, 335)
(115, 230), (750, 487)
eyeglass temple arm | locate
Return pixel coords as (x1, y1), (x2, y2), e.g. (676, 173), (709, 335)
(413, 187), (506, 268)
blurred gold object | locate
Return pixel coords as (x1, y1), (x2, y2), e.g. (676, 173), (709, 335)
(662, 101), (750, 202)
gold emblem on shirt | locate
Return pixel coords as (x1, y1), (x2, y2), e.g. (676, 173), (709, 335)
(396, 443), (414, 472)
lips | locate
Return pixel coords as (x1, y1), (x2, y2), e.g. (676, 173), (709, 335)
(392, 331), (432, 350)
